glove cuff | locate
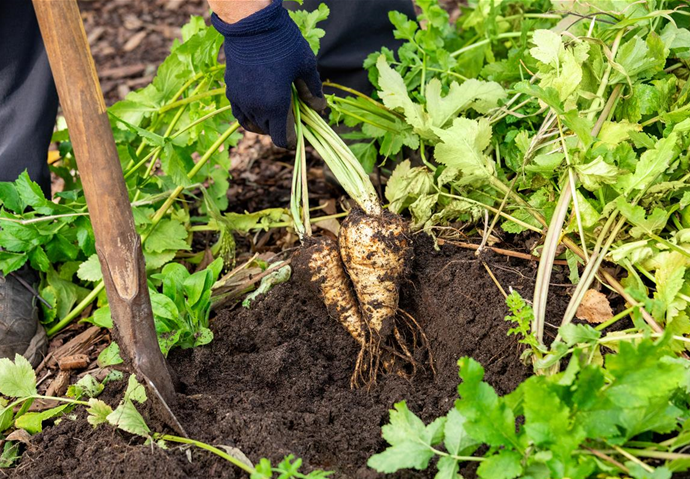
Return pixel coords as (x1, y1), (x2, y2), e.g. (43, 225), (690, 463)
(211, 0), (304, 65)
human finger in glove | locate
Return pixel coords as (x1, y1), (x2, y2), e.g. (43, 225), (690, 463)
(209, 0), (327, 149)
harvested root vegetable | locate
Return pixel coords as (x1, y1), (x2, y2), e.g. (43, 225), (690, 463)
(292, 96), (428, 386)
(294, 236), (366, 345)
(293, 236), (370, 386)
(339, 209), (410, 340)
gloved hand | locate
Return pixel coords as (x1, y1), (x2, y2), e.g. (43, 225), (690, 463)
(211, 0), (327, 149)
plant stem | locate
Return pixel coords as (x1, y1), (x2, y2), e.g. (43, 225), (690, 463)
(0, 212), (90, 225)
(595, 305), (637, 331)
(155, 434), (256, 475)
(124, 105), (233, 180)
(158, 88), (226, 113)
(143, 122), (240, 242)
(612, 445), (654, 473)
(300, 101), (381, 216)
(621, 448), (690, 461)
(33, 395), (89, 406)
(46, 283), (105, 337)
(533, 180), (572, 345)
(324, 81), (403, 119)
(642, 102), (690, 127)
(599, 332), (690, 344)
(582, 448), (630, 474)
(450, 32), (525, 58)
(291, 89), (309, 239)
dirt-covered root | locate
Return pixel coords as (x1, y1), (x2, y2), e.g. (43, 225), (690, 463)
(293, 236), (369, 386)
(369, 310), (435, 385)
(338, 209), (432, 385)
(338, 209), (411, 340)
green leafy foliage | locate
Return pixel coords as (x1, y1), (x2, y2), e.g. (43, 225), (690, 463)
(0, 16), (300, 353)
(288, 4), (330, 55)
(149, 257), (223, 355)
(251, 455), (332, 479)
(504, 290), (540, 352)
(369, 334), (690, 478)
(0, 355), (36, 398)
(105, 376), (150, 437)
(0, 442), (20, 468)
(97, 342), (124, 367)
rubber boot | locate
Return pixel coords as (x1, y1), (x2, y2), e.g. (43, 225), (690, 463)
(0, 268), (48, 368)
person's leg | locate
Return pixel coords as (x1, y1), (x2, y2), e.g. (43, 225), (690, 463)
(287, 0), (416, 95)
(0, 0), (54, 366)
(0, 0), (58, 197)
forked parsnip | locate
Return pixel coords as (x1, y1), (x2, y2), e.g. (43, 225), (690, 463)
(299, 101), (412, 340)
(289, 99), (368, 367)
(295, 99), (422, 384)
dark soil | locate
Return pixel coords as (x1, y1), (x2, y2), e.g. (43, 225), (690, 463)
(7, 236), (570, 479)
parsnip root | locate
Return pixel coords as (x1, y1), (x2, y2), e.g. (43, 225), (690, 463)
(293, 236), (369, 386)
(338, 209), (410, 339)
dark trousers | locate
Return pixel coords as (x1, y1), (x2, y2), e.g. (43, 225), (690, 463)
(0, 0), (58, 197)
(287, 0), (416, 95)
(0, 0), (414, 198)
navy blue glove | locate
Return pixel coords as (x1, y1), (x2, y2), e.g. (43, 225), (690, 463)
(211, 0), (326, 149)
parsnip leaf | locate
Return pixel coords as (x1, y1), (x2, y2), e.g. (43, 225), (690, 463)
(433, 118), (494, 186)
(0, 355), (36, 398)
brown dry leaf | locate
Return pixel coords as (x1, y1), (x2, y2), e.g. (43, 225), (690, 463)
(6, 430), (32, 446)
(576, 289), (613, 323)
(315, 220), (340, 237)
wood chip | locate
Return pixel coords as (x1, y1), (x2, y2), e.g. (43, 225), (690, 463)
(123, 30), (147, 52)
(576, 289), (614, 324)
(99, 63), (146, 79)
(41, 326), (102, 370)
(123, 14), (144, 31)
(165, 0), (185, 10)
(58, 354), (90, 371)
(45, 370), (71, 397)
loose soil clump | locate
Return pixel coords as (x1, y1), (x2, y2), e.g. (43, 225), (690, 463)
(9, 236), (570, 479)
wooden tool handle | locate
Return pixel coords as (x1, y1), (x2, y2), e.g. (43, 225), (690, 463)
(32, 0), (176, 404)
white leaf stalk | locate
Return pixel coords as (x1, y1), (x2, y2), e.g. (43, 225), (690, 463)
(299, 100), (382, 217)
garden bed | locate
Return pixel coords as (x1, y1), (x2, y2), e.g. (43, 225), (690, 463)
(8, 237), (571, 479)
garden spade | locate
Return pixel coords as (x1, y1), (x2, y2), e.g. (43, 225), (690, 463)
(32, 0), (187, 437)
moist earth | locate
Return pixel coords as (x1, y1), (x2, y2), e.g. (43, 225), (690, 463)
(7, 235), (571, 479)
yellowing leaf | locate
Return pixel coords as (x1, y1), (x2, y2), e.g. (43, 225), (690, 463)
(385, 160), (434, 214)
(376, 56), (426, 133)
(125, 375), (148, 404)
(87, 399), (113, 427)
(597, 120), (642, 147)
(530, 30), (562, 66)
(107, 400), (150, 437)
(573, 156), (618, 191)
(433, 118), (494, 186)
